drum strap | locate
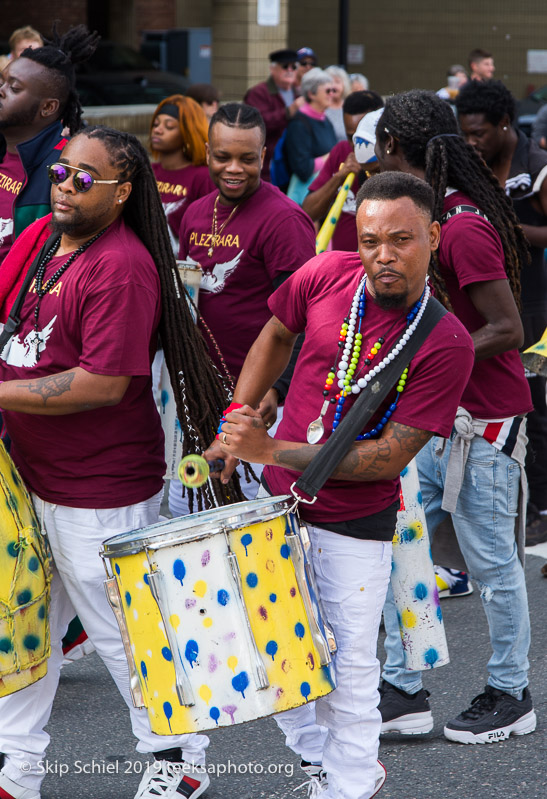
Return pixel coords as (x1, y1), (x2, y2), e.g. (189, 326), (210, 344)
(0, 232), (61, 353)
(292, 296), (448, 503)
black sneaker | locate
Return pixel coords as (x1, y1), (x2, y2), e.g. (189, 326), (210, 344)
(526, 503), (547, 546)
(379, 679), (433, 734)
(444, 685), (537, 744)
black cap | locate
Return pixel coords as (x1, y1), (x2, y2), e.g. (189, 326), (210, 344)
(269, 49), (299, 64)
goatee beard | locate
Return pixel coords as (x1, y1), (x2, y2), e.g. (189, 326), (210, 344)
(373, 291), (408, 310)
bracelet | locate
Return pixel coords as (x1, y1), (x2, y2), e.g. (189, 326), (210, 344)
(216, 401), (244, 438)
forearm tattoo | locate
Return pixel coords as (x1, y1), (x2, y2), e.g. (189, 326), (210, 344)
(20, 371), (76, 406)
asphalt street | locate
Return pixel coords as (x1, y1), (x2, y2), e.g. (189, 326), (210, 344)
(39, 546), (547, 799)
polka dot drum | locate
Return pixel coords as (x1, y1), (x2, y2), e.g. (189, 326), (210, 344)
(0, 440), (52, 696)
(101, 496), (336, 735)
(391, 458), (449, 671)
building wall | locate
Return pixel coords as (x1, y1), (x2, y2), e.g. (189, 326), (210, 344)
(0, 0), (87, 43)
(289, 0), (547, 100)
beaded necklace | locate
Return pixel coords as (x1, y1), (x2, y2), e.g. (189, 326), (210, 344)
(306, 277), (430, 444)
(32, 228), (108, 361)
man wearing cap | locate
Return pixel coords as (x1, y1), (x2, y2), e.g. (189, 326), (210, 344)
(244, 49), (305, 180)
(295, 47), (318, 89)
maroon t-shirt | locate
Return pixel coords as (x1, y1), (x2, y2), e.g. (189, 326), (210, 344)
(0, 152), (25, 264)
(179, 181), (316, 379)
(263, 252), (475, 524)
(152, 162), (214, 253)
(439, 191), (532, 418)
(308, 140), (358, 252)
(0, 217), (165, 507)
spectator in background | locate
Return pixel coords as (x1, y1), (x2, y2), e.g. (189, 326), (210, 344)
(284, 68), (337, 205)
(150, 94), (214, 253)
(303, 90), (384, 251)
(325, 65), (352, 141)
(244, 49), (304, 180)
(349, 72), (369, 92)
(469, 48), (495, 81)
(186, 83), (220, 121)
(437, 64), (468, 102)
(0, 25), (43, 71)
(531, 104), (547, 150)
(295, 46), (318, 89)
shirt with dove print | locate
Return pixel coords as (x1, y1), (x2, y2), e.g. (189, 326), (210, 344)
(0, 216), (165, 508)
(179, 181), (316, 379)
(152, 162), (214, 255)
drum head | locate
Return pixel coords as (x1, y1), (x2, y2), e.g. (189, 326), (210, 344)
(101, 495), (292, 557)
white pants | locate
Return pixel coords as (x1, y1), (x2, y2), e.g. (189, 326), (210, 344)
(275, 526), (392, 799)
(0, 491), (208, 792)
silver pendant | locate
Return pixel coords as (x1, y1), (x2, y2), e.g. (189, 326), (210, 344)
(307, 400), (330, 444)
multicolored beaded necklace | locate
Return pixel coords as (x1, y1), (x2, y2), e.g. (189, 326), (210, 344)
(306, 276), (430, 444)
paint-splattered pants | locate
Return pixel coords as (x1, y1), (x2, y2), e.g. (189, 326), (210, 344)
(275, 527), (392, 799)
(0, 491), (208, 792)
(382, 433), (531, 698)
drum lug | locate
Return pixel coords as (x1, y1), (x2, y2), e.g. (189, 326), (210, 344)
(285, 534), (336, 664)
(147, 570), (196, 707)
(104, 577), (146, 709)
(226, 552), (270, 691)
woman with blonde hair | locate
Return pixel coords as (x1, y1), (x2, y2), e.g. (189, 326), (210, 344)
(325, 65), (352, 141)
(150, 94), (214, 252)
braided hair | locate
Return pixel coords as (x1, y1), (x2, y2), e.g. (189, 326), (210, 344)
(376, 90), (528, 309)
(70, 125), (244, 510)
(22, 22), (99, 135)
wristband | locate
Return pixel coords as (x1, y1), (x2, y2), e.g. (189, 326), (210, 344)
(216, 401), (244, 439)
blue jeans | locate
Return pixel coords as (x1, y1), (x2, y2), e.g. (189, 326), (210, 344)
(382, 433), (530, 698)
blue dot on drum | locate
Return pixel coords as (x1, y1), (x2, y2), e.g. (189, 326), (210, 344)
(7, 542), (18, 558)
(23, 634), (39, 650)
(0, 638), (12, 653)
(241, 533), (252, 555)
(162, 646), (173, 662)
(185, 639), (199, 667)
(300, 681), (311, 701)
(217, 589), (230, 606)
(160, 389), (169, 411)
(400, 526), (417, 543)
(280, 544), (290, 559)
(210, 706), (220, 725)
(125, 591), (132, 607)
(173, 559), (186, 586)
(294, 622), (305, 639)
(416, 490), (422, 504)
(28, 556), (39, 572)
(141, 661), (148, 683)
(143, 572), (149, 585)
(232, 671), (249, 698)
(437, 606), (443, 623)
(38, 605), (46, 620)
(17, 590), (31, 605)
(266, 641), (278, 660)
(424, 648), (439, 667)
(246, 572), (258, 588)
(269, 593), (277, 603)
(414, 583), (428, 600)
(115, 563), (120, 575)
(163, 701), (173, 732)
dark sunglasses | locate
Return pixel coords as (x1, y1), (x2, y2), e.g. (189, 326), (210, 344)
(280, 63), (298, 71)
(48, 162), (120, 193)
(300, 60), (316, 67)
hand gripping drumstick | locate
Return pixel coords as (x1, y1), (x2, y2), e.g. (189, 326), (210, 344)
(178, 455), (225, 488)
(315, 170), (355, 255)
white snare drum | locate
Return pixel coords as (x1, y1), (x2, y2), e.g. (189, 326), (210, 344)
(100, 496), (336, 735)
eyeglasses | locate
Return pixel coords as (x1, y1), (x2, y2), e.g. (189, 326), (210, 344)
(47, 162), (120, 193)
(300, 60), (315, 67)
(279, 63), (298, 71)
(326, 88), (337, 94)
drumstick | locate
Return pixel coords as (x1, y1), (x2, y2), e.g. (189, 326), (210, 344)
(178, 455), (225, 488)
(316, 171), (356, 254)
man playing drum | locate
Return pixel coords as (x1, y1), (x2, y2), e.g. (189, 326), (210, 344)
(205, 171), (475, 799)
(0, 127), (221, 799)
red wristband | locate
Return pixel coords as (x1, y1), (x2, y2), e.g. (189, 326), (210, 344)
(223, 401), (243, 416)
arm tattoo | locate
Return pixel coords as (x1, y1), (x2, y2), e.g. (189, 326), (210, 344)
(20, 372), (76, 406)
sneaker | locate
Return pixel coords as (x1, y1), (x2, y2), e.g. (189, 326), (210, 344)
(526, 504), (547, 546)
(379, 679), (434, 734)
(444, 685), (537, 744)
(134, 760), (210, 798)
(61, 624), (95, 666)
(0, 770), (40, 799)
(372, 760), (387, 797)
(434, 566), (473, 598)
(295, 760), (385, 797)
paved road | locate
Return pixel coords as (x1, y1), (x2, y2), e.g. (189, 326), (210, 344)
(40, 548), (546, 799)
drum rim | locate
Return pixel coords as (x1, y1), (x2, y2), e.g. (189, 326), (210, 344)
(100, 494), (293, 558)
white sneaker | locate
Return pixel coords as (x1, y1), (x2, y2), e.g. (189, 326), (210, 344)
(0, 770), (40, 799)
(372, 760), (387, 797)
(134, 760), (210, 798)
(293, 774), (327, 797)
(295, 760), (385, 798)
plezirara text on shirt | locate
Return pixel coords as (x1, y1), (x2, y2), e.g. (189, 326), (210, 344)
(155, 181), (188, 197)
(0, 172), (23, 195)
(189, 231), (241, 249)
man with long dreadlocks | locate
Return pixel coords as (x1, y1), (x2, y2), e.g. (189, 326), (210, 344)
(374, 90), (536, 746)
(0, 23), (99, 268)
(0, 125), (237, 798)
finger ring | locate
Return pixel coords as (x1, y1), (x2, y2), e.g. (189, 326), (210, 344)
(222, 433), (228, 444)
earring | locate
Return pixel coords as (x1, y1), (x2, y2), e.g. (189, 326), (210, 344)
(386, 148), (391, 154)
(503, 126), (508, 131)
(118, 199), (123, 204)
